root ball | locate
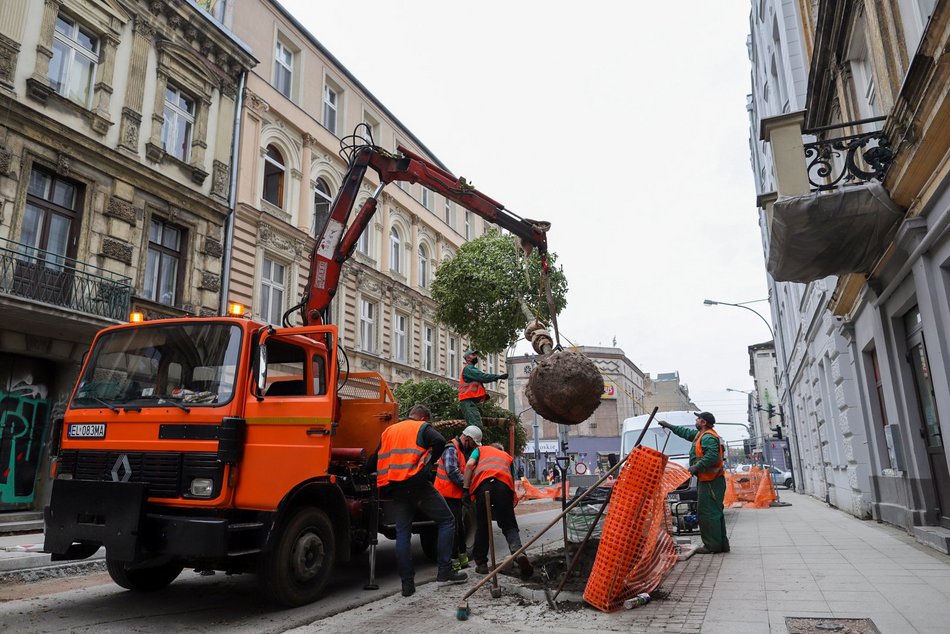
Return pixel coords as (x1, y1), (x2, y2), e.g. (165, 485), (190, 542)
(526, 351), (604, 425)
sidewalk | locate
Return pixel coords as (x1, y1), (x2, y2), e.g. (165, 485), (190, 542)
(292, 491), (950, 633)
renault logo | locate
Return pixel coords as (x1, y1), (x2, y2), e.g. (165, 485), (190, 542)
(111, 454), (132, 482)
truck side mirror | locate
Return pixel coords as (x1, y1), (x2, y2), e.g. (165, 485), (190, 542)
(255, 344), (268, 398)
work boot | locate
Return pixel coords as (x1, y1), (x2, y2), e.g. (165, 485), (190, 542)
(437, 570), (468, 586)
(451, 558), (462, 572)
(695, 546), (716, 554)
(401, 579), (415, 597)
(515, 554), (534, 580)
(475, 562), (489, 575)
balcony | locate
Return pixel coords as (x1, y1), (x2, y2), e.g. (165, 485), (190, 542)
(0, 238), (132, 328)
(759, 112), (904, 283)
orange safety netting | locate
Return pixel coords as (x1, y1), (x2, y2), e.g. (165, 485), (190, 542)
(723, 467), (776, 508)
(518, 477), (569, 500)
(583, 446), (690, 612)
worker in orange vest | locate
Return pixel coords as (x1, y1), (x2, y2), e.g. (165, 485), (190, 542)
(458, 350), (507, 428)
(434, 425), (482, 571)
(365, 405), (467, 597)
(463, 443), (533, 580)
(658, 412), (730, 554)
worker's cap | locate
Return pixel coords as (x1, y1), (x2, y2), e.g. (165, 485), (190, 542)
(693, 411), (716, 426)
(463, 349), (479, 358)
(461, 425), (483, 445)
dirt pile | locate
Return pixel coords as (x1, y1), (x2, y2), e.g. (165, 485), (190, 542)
(525, 351), (603, 425)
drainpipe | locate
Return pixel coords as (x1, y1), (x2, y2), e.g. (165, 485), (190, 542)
(219, 71), (246, 314)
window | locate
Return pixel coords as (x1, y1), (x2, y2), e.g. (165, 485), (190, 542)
(161, 84), (195, 162)
(323, 84), (338, 135)
(418, 243), (430, 288)
(199, 0), (228, 21)
(49, 13), (99, 107)
(423, 323), (435, 372)
(464, 211), (471, 240)
(263, 145), (285, 207)
(356, 223), (370, 256)
(359, 298), (376, 353)
(274, 40), (294, 98)
(389, 227), (401, 273)
(394, 311), (408, 363)
(312, 178), (332, 236)
(421, 187), (431, 210)
(448, 337), (458, 378)
(444, 199), (454, 228)
(18, 168), (81, 286)
(260, 257), (286, 325)
(362, 113), (379, 144)
(145, 218), (183, 306)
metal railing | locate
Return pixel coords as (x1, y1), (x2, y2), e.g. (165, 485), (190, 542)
(0, 237), (132, 321)
(803, 116), (893, 191)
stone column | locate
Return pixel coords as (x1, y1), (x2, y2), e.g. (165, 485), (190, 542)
(190, 95), (211, 166)
(298, 134), (315, 233)
(120, 17), (154, 153)
(30, 0), (60, 84)
(0, 0), (28, 90)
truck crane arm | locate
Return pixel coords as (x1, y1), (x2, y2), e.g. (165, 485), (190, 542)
(298, 141), (551, 326)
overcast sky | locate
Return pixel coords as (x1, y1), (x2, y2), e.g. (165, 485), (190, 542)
(281, 0), (767, 432)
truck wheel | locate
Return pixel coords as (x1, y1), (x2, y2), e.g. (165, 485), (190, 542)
(106, 558), (183, 592)
(419, 526), (438, 562)
(259, 507), (335, 607)
(785, 478), (794, 489)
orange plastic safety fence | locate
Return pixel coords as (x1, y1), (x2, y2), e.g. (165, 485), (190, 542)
(724, 467), (774, 508)
(749, 469), (777, 508)
(583, 446), (690, 612)
(519, 477), (569, 500)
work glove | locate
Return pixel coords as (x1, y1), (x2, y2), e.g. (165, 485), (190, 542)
(656, 420), (669, 429)
(499, 373), (508, 380)
(688, 465), (699, 475)
(461, 489), (472, 508)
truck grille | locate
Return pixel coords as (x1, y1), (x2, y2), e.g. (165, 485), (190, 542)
(57, 450), (221, 499)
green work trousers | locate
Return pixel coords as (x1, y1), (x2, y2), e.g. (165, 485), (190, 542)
(697, 475), (729, 553)
(459, 398), (482, 428)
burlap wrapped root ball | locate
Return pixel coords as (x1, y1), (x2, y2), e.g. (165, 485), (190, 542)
(526, 351), (604, 425)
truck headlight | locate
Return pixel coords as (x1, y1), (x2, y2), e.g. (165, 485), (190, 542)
(189, 478), (214, 497)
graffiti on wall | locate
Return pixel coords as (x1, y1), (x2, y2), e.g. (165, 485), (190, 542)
(0, 366), (51, 507)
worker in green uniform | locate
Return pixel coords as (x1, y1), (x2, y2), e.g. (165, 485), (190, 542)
(658, 412), (730, 554)
(457, 350), (507, 429)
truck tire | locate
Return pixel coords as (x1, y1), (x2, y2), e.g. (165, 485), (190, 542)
(258, 507), (335, 607)
(785, 478), (794, 489)
(106, 558), (183, 592)
(419, 526), (438, 562)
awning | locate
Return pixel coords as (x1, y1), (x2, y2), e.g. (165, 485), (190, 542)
(767, 182), (904, 283)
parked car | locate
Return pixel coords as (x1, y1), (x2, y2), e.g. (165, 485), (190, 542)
(731, 463), (793, 489)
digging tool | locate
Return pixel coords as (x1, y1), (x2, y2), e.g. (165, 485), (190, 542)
(485, 490), (501, 599)
(363, 476), (380, 590)
(455, 407), (658, 620)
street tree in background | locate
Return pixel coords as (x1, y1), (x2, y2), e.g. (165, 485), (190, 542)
(431, 229), (568, 354)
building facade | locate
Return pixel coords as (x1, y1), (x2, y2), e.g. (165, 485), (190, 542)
(222, 0), (506, 402)
(509, 347), (645, 478)
(748, 340), (778, 438)
(642, 371), (697, 413)
(753, 0), (950, 549)
(0, 0), (254, 512)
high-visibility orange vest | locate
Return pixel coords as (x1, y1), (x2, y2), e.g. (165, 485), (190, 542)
(694, 428), (724, 482)
(458, 367), (487, 401)
(434, 438), (465, 499)
(470, 445), (515, 496)
(377, 419), (429, 488)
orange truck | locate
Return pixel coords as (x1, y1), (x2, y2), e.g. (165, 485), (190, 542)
(43, 129), (553, 606)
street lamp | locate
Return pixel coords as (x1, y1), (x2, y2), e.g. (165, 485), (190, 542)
(703, 299), (775, 341)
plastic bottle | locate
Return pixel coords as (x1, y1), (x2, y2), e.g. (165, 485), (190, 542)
(623, 592), (651, 609)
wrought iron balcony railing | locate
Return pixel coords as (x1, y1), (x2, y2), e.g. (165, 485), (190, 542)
(803, 116), (894, 191)
(0, 237), (132, 321)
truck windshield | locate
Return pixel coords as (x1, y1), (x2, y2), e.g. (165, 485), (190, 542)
(72, 323), (243, 409)
(622, 427), (693, 457)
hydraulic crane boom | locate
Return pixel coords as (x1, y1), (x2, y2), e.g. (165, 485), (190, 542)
(300, 142), (551, 325)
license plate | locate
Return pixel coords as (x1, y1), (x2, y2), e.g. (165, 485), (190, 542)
(67, 423), (106, 439)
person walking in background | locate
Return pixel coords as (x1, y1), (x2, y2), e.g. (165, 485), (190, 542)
(365, 405), (467, 597)
(434, 425), (482, 571)
(457, 350), (507, 428)
(463, 443), (533, 580)
(657, 412), (730, 554)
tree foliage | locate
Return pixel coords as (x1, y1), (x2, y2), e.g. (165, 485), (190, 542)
(431, 230), (568, 354)
(393, 378), (527, 456)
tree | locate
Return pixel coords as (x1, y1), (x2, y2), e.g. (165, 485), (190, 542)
(431, 230), (568, 354)
(393, 379), (527, 455)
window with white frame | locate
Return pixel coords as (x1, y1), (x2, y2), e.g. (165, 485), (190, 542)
(444, 199), (454, 228)
(423, 323), (435, 372)
(274, 40), (294, 98)
(49, 13), (100, 107)
(394, 311), (409, 363)
(448, 337), (459, 378)
(464, 211), (471, 240)
(356, 219), (370, 256)
(489, 352), (498, 373)
(312, 178), (332, 236)
(362, 112), (380, 144)
(260, 256), (286, 325)
(421, 186), (431, 210)
(161, 84), (195, 162)
(418, 243), (430, 288)
(323, 83), (338, 135)
(359, 298), (376, 353)
(389, 227), (401, 273)
(263, 145), (285, 207)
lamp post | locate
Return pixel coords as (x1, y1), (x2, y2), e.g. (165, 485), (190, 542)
(726, 387), (758, 436)
(703, 299), (774, 340)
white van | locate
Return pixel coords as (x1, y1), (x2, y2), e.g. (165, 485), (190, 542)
(620, 410), (698, 467)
